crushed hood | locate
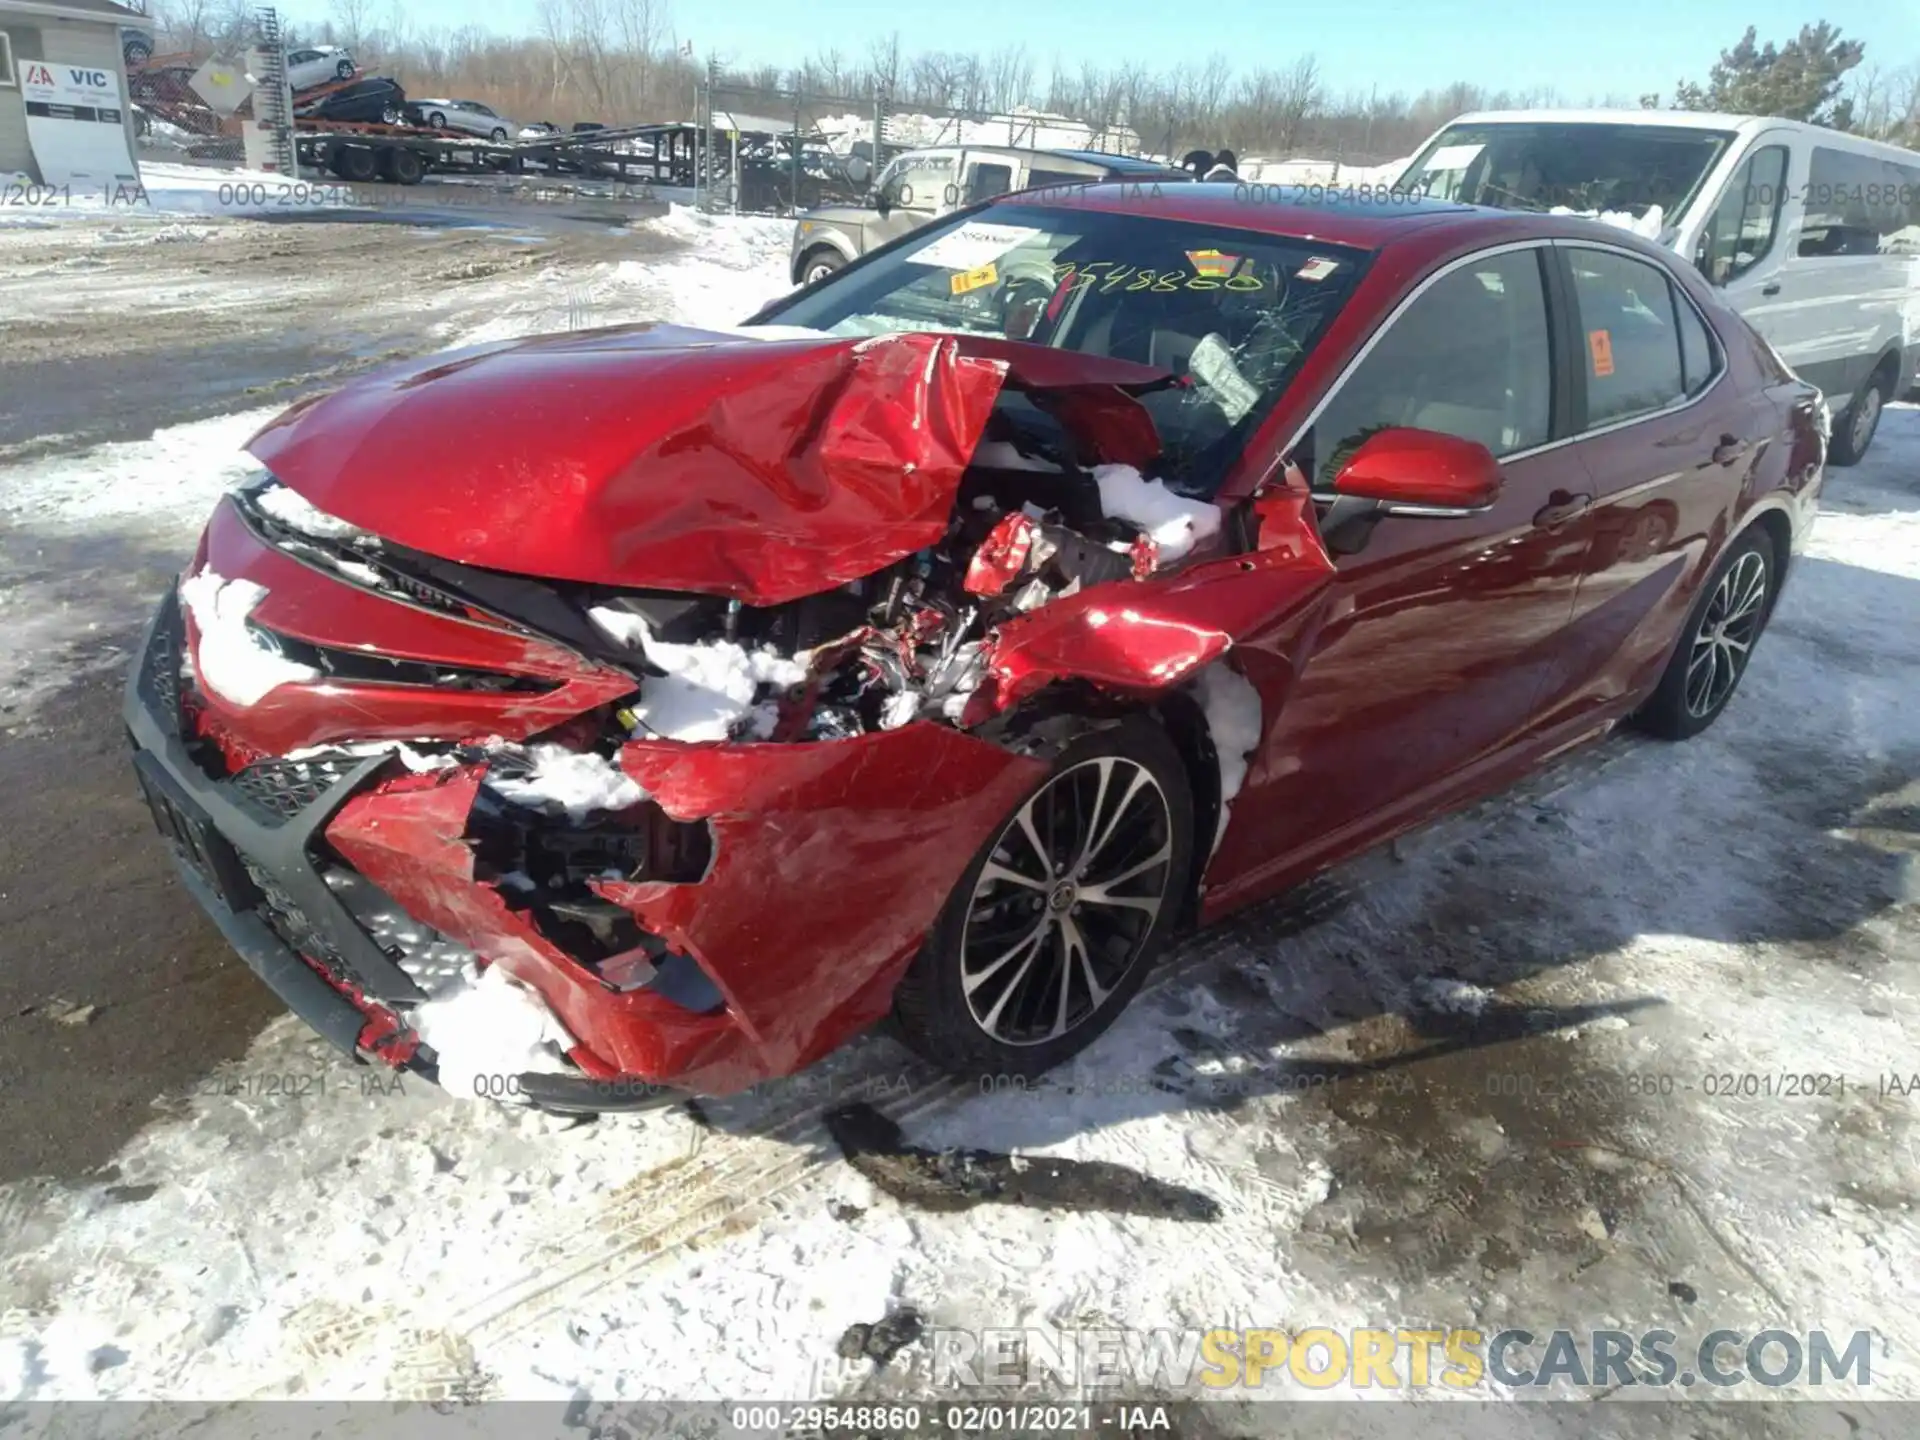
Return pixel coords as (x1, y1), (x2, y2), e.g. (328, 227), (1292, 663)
(247, 325), (1172, 607)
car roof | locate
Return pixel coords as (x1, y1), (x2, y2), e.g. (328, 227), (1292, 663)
(1044, 149), (1184, 174)
(1447, 107), (1761, 132)
(985, 181), (1689, 255)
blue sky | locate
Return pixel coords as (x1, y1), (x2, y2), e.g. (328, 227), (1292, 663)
(283, 1), (1916, 103)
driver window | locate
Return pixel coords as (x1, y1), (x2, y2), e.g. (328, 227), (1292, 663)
(883, 154), (957, 212)
(1307, 248), (1552, 490)
(967, 162), (1014, 202)
(1695, 146), (1786, 284)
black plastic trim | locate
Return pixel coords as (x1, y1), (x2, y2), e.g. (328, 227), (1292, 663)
(168, 856), (371, 1059)
(124, 587), (428, 1005)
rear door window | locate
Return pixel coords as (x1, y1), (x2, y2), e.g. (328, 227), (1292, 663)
(1674, 283), (1719, 397)
(1567, 248), (1688, 426)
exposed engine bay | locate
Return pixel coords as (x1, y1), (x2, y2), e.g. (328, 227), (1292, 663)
(578, 432), (1223, 746)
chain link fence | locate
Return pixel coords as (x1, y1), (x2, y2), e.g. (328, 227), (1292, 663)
(689, 80), (1147, 215)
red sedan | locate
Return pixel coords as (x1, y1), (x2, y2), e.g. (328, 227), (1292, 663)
(125, 186), (1826, 1108)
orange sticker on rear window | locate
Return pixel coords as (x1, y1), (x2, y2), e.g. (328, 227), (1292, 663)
(1589, 328), (1615, 377)
(950, 262), (997, 295)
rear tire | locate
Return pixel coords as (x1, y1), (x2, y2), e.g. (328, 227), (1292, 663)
(335, 59), (354, 80)
(1828, 365), (1891, 466)
(1631, 529), (1777, 740)
(381, 145), (424, 185)
(428, 110), (447, 130)
(490, 127), (509, 144)
(891, 718), (1193, 1079)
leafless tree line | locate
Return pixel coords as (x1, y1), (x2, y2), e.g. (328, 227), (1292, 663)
(141, 0), (1920, 161)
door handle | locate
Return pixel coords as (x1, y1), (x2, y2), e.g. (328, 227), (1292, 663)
(1533, 490), (1593, 529)
(1760, 282), (1782, 296)
(1712, 434), (1753, 465)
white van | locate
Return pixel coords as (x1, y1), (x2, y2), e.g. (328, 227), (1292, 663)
(1395, 110), (1920, 463)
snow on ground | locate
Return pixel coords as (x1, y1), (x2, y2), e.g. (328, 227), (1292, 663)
(445, 203), (794, 347)
(0, 407), (277, 537)
(0, 411), (1913, 1411)
(0, 163), (359, 228)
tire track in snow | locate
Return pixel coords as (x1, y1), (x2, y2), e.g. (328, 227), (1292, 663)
(404, 728), (1641, 1381)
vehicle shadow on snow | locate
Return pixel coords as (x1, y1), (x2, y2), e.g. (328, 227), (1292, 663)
(698, 553), (1920, 1239)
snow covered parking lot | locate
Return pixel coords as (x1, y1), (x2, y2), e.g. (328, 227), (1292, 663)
(0, 204), (1916, 1426)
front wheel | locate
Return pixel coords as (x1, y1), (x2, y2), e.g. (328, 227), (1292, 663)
(1828, 369), (1889, 466)
(891, 718), (1194, 1079)
(335, 60), (354, 80)
(1632, 529), (1777, 740)
(490, 128), (509, 144)
(799, 249), (844, 285)
(427, 110), (447, 129)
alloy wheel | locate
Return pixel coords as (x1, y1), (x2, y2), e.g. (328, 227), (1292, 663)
(961, 757), (1175, 1046)
(1850, 384), (1883, 455)
(1685, 550), (1770, 719)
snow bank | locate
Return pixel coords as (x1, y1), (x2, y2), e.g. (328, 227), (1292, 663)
(813, 109), (1136, 157)
(1191, 660), (1262, 850)
(485, 743), (647, 822)
(1092, 464), (1222, 562)
(0, 163), (361, 228)
(177, 570), (318, 707)
(0, 406), (280, 534)
(409, 961), (579, 1100)
(589, 607), (808, 742)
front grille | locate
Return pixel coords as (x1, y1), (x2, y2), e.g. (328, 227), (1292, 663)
(232, 756), (364, 822)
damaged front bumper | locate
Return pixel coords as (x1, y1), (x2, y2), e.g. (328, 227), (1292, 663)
(126, 583), (1048, 1103)
(124, 588), (684, 1111)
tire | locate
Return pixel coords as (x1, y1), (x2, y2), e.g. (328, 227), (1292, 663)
(799, 248), (845, 286)
(1828, 364), (1891, 466)
(334, 145), (379, 184)
(124, 41), (152, 67)
(381, 146), (424, 185)
(490, 127), (509, 144)
(428, 110), (447, 130)
(336, 60), (354, 80)
(891, 718), (1194, 1079)
(1631, 528), (1777, 740)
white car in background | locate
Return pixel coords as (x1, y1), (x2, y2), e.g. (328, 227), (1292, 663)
(285, 45), (356, 93)
(412, 99), (516, 144)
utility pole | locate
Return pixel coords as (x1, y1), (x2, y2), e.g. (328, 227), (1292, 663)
(700, 53), (719, 211)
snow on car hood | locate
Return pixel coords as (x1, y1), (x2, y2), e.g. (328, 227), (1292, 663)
(245, 325), (1018, 606)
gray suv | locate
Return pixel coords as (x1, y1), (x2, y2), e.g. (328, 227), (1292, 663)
(789, 145), (1191, 285)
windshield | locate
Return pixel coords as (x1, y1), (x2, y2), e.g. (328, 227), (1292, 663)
(1397, 122), (1735, 229)
(760, 204), (1367, 495)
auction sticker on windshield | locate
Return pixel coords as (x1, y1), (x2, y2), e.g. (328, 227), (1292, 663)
(908, 223), (1045, 270)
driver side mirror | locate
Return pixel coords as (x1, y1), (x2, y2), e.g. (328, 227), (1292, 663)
(1332, 427), (1502, 515)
